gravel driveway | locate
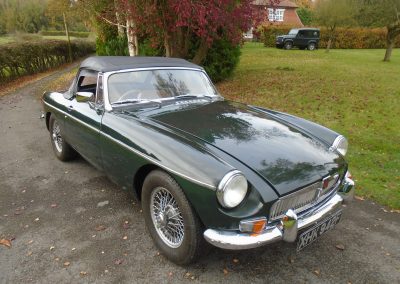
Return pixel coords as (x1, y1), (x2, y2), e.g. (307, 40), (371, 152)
(1, 66), (399, 283)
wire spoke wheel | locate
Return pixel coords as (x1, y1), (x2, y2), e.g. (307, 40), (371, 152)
(150, 187), (185, 248)
(52, 120), (63, 153)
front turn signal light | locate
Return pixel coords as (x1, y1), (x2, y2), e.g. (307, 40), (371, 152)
(239, 217), (267, 234)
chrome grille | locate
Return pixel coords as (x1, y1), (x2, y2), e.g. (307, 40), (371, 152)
(269, 176), (340, 221)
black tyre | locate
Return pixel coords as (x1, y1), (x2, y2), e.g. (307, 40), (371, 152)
(284, 41), (293, 50)
(308, 42), (316, 51)
(142, 170), (206, 264)
(49, 114), (76, 161)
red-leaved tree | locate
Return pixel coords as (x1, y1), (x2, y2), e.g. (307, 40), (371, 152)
(81, 0), (280, 63)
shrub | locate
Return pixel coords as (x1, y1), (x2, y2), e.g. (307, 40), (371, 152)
(40, 30), (90, 38)
(202, 39), (241, 82)
(0, 40), (95, 83)
(96, 36), (129, 56)
(260, 26), (400, 49)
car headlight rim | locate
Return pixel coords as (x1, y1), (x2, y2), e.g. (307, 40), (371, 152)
(330, 135), (348, 156)
(217, 170), (248, 208)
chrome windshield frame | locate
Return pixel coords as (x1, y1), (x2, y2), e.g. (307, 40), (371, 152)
(102, 67), (220, 112)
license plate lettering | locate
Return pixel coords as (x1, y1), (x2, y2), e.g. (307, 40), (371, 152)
(297, 210), (342, 251)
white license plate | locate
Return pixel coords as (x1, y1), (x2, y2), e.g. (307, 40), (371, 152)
(297, 210), (342, 251)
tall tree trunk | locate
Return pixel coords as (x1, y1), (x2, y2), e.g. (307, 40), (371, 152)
(383, 25), (400, 62)
(326, 38), (332, 53)
(326, 26), (335, 53)
(116, 11), (125, 36)
(164, 34), (171, 57)
(192, 40), (209, 65)
(384, 38), (394, 62)
(126, 19), (138, 56)
(62, 12), (72, 63)
(114, 0), (124, 37)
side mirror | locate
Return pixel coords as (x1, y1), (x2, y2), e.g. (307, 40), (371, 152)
(76, 91), (94, 103)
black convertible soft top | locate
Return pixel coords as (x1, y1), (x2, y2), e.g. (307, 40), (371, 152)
(80, 56), (203, 72)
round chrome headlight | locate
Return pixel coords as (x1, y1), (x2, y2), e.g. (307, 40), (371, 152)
(330, 135), (348, 156)
(217, 170), (248, 208)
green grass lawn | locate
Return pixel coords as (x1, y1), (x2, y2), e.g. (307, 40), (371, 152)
(0, 35), (87, 45)
(217, 43), (400, 209)
(0, 36), (14, 44)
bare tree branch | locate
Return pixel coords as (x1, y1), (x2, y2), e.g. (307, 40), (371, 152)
(83, 7), (126, 28)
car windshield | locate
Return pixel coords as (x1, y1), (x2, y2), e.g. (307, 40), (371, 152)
(289, 29), (298, 35)
(108, 69), (219, 104)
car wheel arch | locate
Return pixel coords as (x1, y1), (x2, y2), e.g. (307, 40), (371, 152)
(133, 164), (160, 200)
(133, 165), (206, 225)
(45, 112), (51, 130)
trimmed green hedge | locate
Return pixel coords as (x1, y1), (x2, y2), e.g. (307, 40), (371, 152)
(0, 40), (95, 83)
(260, 26), (400, 49)
(40, 30), (90, 38)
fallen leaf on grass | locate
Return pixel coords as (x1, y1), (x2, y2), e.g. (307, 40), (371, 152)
(27, 251), (33, 256)
(0, 239), (11, 248)
(114, 259), (123, 265)
(64, 261), (70, 267)
(335, 244), (345, 251)
(34, 218), (40, 222)
(168, 272), (173, 277)
(390, 209), (400, 214)
(80, 271), (87, 276)
(223, 268), (229, 275)
(354, 196), (365, 201)
(122, 236), (128, 240)
(50, 204), (58, 208)
(50, 246), (55, 251)
(71, 248), (76, 251)
(233, 258), (239, 264)
(95, 225), (106, 231)
(313, 269), (320, 276)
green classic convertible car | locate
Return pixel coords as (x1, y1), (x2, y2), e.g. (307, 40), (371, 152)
(42, 56), (354, 264)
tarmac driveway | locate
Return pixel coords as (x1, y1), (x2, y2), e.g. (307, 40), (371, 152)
(0, 67), (399, 283)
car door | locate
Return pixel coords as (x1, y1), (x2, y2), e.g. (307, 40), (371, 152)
(294, 30), (305, 47)
(65, 69), (104, 170)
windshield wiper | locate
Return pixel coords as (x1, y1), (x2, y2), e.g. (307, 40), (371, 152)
(111, 99), (162, 109)
(173, 94), (214, 100)
(112, 99), (161, 106)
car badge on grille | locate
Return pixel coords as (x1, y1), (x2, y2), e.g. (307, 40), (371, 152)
(314, 174), (339, 202)
(322, 174), (339, 191)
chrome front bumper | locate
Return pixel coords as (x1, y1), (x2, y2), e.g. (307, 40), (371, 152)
(204, 178), (354, 250)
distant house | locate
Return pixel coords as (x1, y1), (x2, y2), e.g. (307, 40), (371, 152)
(253, 0), (304, 26)
(244, 0), (303, 40)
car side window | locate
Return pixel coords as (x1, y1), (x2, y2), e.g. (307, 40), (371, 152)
(76, 69), (98, 102)
(298, 30), (304, 38)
